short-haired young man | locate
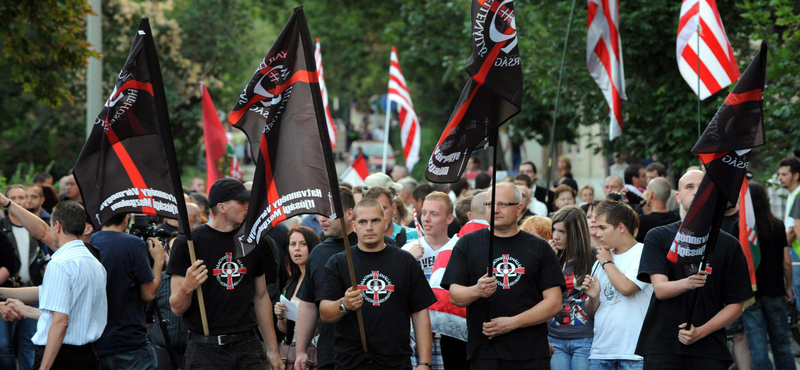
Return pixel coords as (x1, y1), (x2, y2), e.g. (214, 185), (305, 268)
(457, 192), (490, 238)
(778, 157), (800, 307)
(636, 178), (680, 243)
(634, 170), (752, 369)
(363, 186), (418, 246)
(319, 199), (436, 370)
(518, 161), (554, 213)
(168, 178), (283, 370)
(583, 200), (653, 369)
(443, 182), (564, 370)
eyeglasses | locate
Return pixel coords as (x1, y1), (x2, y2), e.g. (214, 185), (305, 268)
(483, 202), (520, 209)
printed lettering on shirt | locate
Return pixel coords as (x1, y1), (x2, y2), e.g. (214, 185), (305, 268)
(212, 252), (248, 290)
(492, 254), (525, 289)
(357, 270), (395, 306)
(419, 256), (436, 279)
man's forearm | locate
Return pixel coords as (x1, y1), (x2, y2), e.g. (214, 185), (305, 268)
(319, 300), (347, 323)
(511, 287), (561, 328)
(696, 302), (744, 338)
(0, 287), (39, 303)
(169, 277), (192, 317)
(41, 312), (68, 370)
(295, 300), (319, 353)
(585, 296), (600, 317)
(254, 292), (279, 354)
(6, 201), (53, 246)
(603, 265), (640, 296)
(411, 309), (432, 364)
(651, 275), (690, 300)
(449, 284), (481, 307)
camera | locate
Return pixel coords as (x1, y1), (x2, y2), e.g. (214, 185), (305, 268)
(607, 192), (625, 202)
(128, 214), (174, 265)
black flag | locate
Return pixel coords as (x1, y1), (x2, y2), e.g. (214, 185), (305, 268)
(228, 7), (341, 248)
(425, 0), (522, 183)
(668, 41), (767, 264)
(74, 21), (183, 232)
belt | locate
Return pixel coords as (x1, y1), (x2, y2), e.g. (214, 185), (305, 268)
(188, 328), (257, 346)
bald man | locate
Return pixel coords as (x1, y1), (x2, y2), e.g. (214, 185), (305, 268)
(635, 170), (752, 369)
(456, 192), (490, 238)
(636, 178), (680, 242)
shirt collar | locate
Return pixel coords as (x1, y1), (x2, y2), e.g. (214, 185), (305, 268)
(52, 239), (84, 257)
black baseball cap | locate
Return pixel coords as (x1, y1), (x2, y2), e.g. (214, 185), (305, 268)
(208, 178), (251, 208)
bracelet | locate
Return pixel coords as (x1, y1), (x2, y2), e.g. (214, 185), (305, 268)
(418, 362), (432, 369)
(602, 260), (614, 269)
(2, 199), (10, 208)
(278, 316), (287, 321)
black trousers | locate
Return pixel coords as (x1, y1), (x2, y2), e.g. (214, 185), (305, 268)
(440, 335), (469, 370)
(643, 354), (731, 370)
(32, 343), (96, 370)
(470, 358), (550, 370)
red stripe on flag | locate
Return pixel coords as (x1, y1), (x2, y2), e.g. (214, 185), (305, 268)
(259, 136), (286, 226)
(677, 2), (699, 32)
(402, 112), (416, 161)
(600, 0), (621, 60)
(593, 39), (623, 129)
(724, 89), (762, 105)
(698, 18), (738, 82)
(587, 2), (599, 29)
(436, 84), (481, 148)
(113, 80), (154, 100)
(430, 288), (467, 318)
(104, 127), (156, 215)
(697, 152), (727, 164)
(680, 46), (723, 94)
(228, 70), (318, 125)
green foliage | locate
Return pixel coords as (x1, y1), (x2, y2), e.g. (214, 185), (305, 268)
(0, 0), (97, 107)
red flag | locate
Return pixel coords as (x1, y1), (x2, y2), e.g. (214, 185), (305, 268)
(340, 153), (369, 187)
(202, 84), (229, 195)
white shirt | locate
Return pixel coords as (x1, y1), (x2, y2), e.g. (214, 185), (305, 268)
(528, 198), (548, 216)
(11, 225), (30, 284)
(589, 243), (653, 360)
(404, 236), (456, 280)
(785, 186), (800, 232)
(32, 240), (107, 346)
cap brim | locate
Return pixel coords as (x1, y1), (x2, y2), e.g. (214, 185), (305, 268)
(391, 183), (402, 192)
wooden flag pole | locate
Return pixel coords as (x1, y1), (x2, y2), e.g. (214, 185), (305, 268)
(140, 17), (209, 336)
(293, 7), (369, 352)
(339, 218), (369, 353)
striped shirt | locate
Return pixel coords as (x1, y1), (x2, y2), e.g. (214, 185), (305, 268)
(32, 239), (107, 346)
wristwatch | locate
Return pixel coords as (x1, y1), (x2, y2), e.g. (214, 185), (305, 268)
(339, 297), (348, 313)
(418, 362), (432, 369)
(602, 260), (614, 269)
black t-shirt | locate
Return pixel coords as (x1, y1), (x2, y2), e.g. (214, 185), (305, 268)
(166, 224), (277, 335)
(635, 221), (753, 360)
(319, 245), (436, 370)
(441, 229), (565, 361)
(296, 232), (395, 367)
(636, 211), (681, 242)
(732, 219), (788, 297)
(90, 231), (154, 356)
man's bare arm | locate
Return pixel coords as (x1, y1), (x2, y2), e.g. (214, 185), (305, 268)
(294, 300), (319, 370)
(411, 309), (432, 366)
(40, 311), (68, 370)
(0, 192), (54, 246)
(0, 287), (39, 303)
(650, 273), (706, 300)
(253, 275), (284, 370)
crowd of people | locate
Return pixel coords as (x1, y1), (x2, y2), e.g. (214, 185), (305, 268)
(0, 154), (799, 370)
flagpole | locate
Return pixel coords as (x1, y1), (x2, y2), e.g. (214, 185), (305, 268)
(296, 7), (369, 353)
(487, 130), (499, 322)
(545, 0), (577, 189)
(681, 191), (727, 330)
(382, 96), (391, 174)
(139, 17), (210, 336)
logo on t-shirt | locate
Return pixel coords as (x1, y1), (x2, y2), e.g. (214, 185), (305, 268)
(492, 254), (526, 289)
(212, 252), (248, 290)
(357, 270), (395, 306)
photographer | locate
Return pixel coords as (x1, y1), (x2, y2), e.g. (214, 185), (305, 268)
(90, 212), (164, 369)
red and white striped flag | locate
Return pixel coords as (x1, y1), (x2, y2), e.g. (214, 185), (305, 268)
(587, 0), (627, 141)
(315, 39), (336, 148)
(340, 152), (369, 187)
(387, 46), (421, 172)
(676, 0), (740, 100)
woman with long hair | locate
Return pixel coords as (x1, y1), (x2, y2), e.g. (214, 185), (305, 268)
(737, 181), (796, 369)
(274, 226), (320, 345)
(548, 206), (595, 370)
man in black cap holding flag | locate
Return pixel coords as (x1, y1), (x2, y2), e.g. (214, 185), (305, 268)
(167, 178), (284, 370)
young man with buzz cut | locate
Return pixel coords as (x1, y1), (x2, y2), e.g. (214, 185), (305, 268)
(582, 200), (653, 369)
(319, 199), (436, 370)
(634, 170), (752, 370)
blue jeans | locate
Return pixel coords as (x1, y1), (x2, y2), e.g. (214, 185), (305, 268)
(589, 359), (643, 370)
(790, 249), (800, 308)
(550, 336), (592, 370)
(741, 295), (796, 370)
(0, 305), (37, 370)
(98, 344), (158, 370)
